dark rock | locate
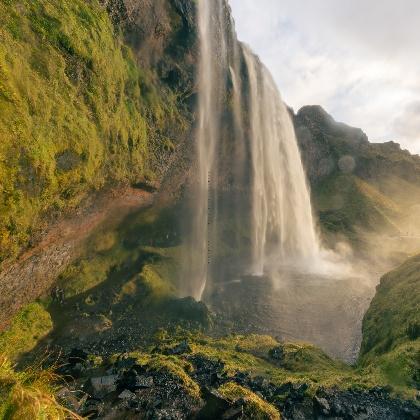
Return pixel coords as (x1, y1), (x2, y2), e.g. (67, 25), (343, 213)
(189, 354), (226, 387)
(68, 348), (89, 365)
(153, 408), (184, 420)
(197, 387), (232, 419)
(314, 395), (331, 415)
(80, 398), (105, 418)
(115, 356), (137, 370)
(117, 369), (146, 391)
(221, 400), (244, 420)
(89, 375), (118, 397)
(165, 340), (192, 355)
(136, 375), (155, 388)
(118, 389), (136, 400)
(268, 346), (285, 361)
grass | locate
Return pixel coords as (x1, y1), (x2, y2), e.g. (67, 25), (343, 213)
(146, 355), (201, 399)
(0, 303), (52, 362)
(0, 0), (184, 264)
(359, 254), (420, 392)
(314, 173), (402, 251)
(218, 382), (281, 419)
(0, 354), (80, 419)
(121, 351), (201, 400)
(148, 331), (406, 397)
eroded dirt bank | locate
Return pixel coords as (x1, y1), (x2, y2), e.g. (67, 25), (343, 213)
(0, 186), (154, 330)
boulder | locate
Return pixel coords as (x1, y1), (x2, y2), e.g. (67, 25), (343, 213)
(90, 375), (118, 397)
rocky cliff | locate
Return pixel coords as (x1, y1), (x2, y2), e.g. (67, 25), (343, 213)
(0, 0), (201, 328)
(295, 106), (420, 252)
(0, 0), (198, 267)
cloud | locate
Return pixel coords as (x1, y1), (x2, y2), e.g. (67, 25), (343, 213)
(393, 101), (420, 153)
(229, 0), (420, 154)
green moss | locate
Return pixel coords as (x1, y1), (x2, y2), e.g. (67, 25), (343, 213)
(268, 342), (347, 373)
(0, 0), (183, 264)
(360, 254), (420, 358)
(148, 355), (200, 399)
(218, 382), (281, 420)
(359, 254), (420, 392)
(0, 303), (52, 361)
(314, 174), (399, 243)
(126, 352), (200, 400)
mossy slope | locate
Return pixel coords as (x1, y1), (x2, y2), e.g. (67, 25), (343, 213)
(359, 254), (420, 390)
(0, 0), (183, 264)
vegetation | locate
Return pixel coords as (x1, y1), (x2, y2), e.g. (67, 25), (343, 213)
(0, 355), (79, 419)
(0, 0), (183, 264)
(315, 174), (399, 243)
(56, 205), (183, 300)
(0, 303), (52, 362)
(218, 382), (280, 419)
(149, 331), (411, 397)
(359, 254), (420, 390)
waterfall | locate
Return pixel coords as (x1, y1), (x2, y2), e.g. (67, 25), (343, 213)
(182, 0), (228, 300)
(242, 47), (320, 274)
(184, 0), (321, 301)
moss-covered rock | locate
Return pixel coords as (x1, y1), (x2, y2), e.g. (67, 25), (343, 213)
(0, 0), (189, 265)
(218, 382), (281, 419)
(0, 302), (52, 361)
(359, 254), (420, 391)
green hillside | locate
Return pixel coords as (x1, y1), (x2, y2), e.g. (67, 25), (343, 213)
(0, 0), (181, 264)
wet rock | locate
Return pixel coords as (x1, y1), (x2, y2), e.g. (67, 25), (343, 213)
(311, 387), (420, 420)
(90, 375), (118, 397)
(165, 340), (192, 355)
(68, 348), (89, 365)
(268, 346), (285, 361)
(198, 387), (232, 419)
(153, 408), (184, 420)
(118, 389), (136, 400)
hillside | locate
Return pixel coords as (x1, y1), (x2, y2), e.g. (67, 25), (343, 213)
(0, 0), (194, 266)
(294, 105), (420, 257)
(360, 254), (420, 390)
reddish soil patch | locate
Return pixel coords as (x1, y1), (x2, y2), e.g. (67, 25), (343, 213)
(0, 186), (154, 331)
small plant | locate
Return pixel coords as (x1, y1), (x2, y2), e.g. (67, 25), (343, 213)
(0, 354), (80, 419)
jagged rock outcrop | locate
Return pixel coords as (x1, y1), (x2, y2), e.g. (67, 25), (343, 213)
(294, 105), (420, 188)
(294, 105), (420, 249)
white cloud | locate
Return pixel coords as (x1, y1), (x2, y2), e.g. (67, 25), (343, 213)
(229, 0), (420, 154)
(393, 101), (420, 151)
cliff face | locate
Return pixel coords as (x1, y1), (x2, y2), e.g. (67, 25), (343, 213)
(0, 0), (198, 267)
(294, 106), (420, 250)
(295, 105), (420, 188)
(0, 0), (201, 328)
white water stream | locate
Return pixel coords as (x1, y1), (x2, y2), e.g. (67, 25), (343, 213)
(187, 0), (325, 300)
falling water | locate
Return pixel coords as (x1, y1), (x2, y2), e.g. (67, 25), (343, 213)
(183, 0), (228, 300)
(242, 47), (320, 274)
(185, 0), (321, 300)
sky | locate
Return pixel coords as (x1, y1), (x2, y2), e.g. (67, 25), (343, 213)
(229, 0), (420, 154)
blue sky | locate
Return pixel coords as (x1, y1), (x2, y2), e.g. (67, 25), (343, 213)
(229, 0), (420, 154)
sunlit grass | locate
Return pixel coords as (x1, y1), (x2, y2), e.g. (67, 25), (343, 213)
(0, 354), (80, 419)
